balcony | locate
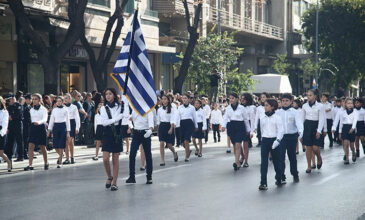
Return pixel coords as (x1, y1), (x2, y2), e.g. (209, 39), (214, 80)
(152, 0), (194, 16)
(207, 7), (284, 41)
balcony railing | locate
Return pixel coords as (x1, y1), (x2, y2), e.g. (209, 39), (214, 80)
(208, 7), (284, 41)
(152, 0), (194, 16)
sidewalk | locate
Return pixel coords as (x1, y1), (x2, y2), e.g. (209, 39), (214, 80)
(0, 132), (253, 177)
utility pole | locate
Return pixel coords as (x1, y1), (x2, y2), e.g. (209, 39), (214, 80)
(315, 0), (319, 89)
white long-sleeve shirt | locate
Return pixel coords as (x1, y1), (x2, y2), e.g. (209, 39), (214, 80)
(48, 107), (71, 132)
(210, 109), (223, 125)
(65, 104), (80, 131)
(131, 111), (154, 130)
(332, 108), (345, 131)
(100, 102), (129, 127)
(195, 108), (207, 130)
(355, 107), (365, 122)
(30, 105), (48, 125)
(0, 109), (9, 137)
(94, 113), (102, 133)
(222, 104), (250, 132)
(157, 106), (176, 126)
(339, 109), (358, 133)
(260, 112), (284, 140)
(322, 102), (333, 119)
(177, 104), (198, 128)
(244, 105), (256, 133)
(203, 105), (211, 119)
(332, 106), (341, 120)
(277, 108), (303, 137)
(254, 105), (265, 130)
(301, 101), (326, 133)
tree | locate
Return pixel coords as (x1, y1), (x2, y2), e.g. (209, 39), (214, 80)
(175, 30), (254, 95)
(174, 0), (203, 94)
(80, 0), (130, 92)
(272, 54), (291, 75)
(302, 0), (365, 93)
(8, 0), (87, 94)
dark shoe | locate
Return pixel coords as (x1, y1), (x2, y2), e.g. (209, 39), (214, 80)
(281, 179), (287, 184)
(259, 184), (268, 191)
(343, 155), (346, 161)
(329, 142), (333, 147)
(174, 152), (178, 162)
(140, 167), (145, 171)
(160, 163), (165, 166)
(214, 140), (217, 143)
(303, 148), (306, 152)
(317, 162), (322, 169)
(294, 176), (300, 183)
(243, 163), (249, 168)
(44, 163), (49, 170)
(111, 185), (118, 191)
(356, 150), (360, 158)
(311, 165), (316, 169)
(218, 139), (220, 142)
(14, 158), (23, 162)
(275, 181), (283, 186)
(24, 155), (29, 160)
(92, 156), (99, 161)
(57, 159), (60, 165)
(24, 166), (34, 171)
(306, 169), (311, 173)
(184, 159), (189, 162)
(106, 177), (113, 189)
(63, 160), (70, 165)
(57, 165), (61, 168)
(195, 150), (198, 156)
(126, 176), (136, 184)
(71, 158), (75, 164)
(146, 176), (153, 184)
(344, 161), (350, 165)
(233, 163), (239, 171)
(198, 154), (202, 158)
(352, 154), (356, 162)
(165, 144), (168, 149)
(226, 149), (231, 153)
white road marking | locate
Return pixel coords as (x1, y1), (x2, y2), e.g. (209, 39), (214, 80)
(313, 173), (340, 185)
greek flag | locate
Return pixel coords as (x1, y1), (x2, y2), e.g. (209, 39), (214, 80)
(111, 9), (157, 116)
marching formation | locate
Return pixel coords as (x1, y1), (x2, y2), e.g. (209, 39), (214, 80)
(0, 89), (364, 192)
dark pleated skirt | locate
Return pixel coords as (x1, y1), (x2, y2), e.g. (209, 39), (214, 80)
(29, 124), (47, 146)
(158, 122), (175, 145)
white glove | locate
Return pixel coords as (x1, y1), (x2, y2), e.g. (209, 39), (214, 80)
(144, 130), (152, 138)
(298, 133), (303, 139)
(272, 140), (280, 150)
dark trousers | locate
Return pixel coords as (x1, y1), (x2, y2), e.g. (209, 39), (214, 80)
(23, 122), (30, 156)
(175, 127), (181, 146)
(257, 120), (262, 145)
(327, 119), (333, 144)
(280, 134), (299, 179)
(204, 119), (210, 142)
(212, 124), (220, 142)
(5, 122), (23, 159)
(260, 137), (282, 185)
(129, 130), (153, 178)
(334, 123), (340, 143)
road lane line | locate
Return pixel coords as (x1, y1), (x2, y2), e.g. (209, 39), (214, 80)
(313, 173), (340, 185)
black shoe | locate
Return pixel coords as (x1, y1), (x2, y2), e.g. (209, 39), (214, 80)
(195, 150), (198, 156)
(352, 155), (356, 162)
(24, 166), (34, 171)
(111, 185), (118, 191)
(311, 165), (316, 169)
(14, 158), (23, 162)
(306, 169), (311, 173)
(226, 149), (231, 153)
(92, 156), (99, 161)
(214, 140), (217, 143)
(243, 163), (249, 168)
(146, 176), (153, 184)
(259, 184), (268, 191)
(275, 181), (283, 186)
(24, 155), (29, 160)
(140, 167), (145, 171)
(71, 158), (75, 164)
(218, 139), (220, 142)
(57, 165), (61, 168)
(174, 152), (178, 162)
(294, 176), (300, 183)
(106, 177), (113, 189)
(198, 154), (202, 157)
(356, 150), (360, 158)
(317, 162), (322, 169)
(344, 161), (350, 165)
(303, 148), (306, 152)
(126, 176), (136, 184)
(160, 163), (165, 166)
(57, 159), (60, 165)
(165, 144), (168, 149)
(329, 142), (333, 147)
(281, 179), (287, 185)
(184, 159), (189, 162)
(44, 163), (49, 170)
(233, 163), (239, 171)
(63, 160), (70, 165)
(343, 155), (346, 161)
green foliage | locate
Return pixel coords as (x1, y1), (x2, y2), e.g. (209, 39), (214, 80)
(299, 58), (318, 77)
(226, 69), (255, 94)
(174, 30), (254, 95)
(301, 0), (365, 91)
(272, 54), (291, 75)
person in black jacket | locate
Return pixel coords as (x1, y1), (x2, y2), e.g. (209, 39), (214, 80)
(23, 94), (32, 159)
(5, 94), (24, 162)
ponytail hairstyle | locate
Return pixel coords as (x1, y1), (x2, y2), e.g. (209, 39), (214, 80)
(162, 94), (172, 113)
(265, 98), (279, 111)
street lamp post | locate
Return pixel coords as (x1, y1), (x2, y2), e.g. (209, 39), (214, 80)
(315, 0), (319, 89)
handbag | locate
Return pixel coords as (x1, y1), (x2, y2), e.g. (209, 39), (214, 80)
(105, 105), (122, 145)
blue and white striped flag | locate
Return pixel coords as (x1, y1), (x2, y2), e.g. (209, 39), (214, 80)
(111, 9), (157, 116)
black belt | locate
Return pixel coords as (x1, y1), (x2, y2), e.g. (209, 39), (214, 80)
(134, 129), (147, 133)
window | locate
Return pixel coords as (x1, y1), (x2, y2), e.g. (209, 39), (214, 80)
(233, 0), (241, 15)
(89, 0), (110, 8)
(161, 64), (170, 90)
(245, 0), (252, 18)
(27, 64), (44, 95)
(0, 62), (13, 95)
(125, 0), (135, 14)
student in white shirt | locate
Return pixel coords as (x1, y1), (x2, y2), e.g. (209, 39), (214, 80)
(24, 93), (49, 171)
(354, 98), (365, 157)
(48, 96), (71, 168)
(63, 93), (81, 165)
(222, 93), (250, 171)
(339, 98), (358, 164)
(277, 94), (303, 183)
(100, 88), (129, 191)
(126, 109), (155, 185)
(258, 98), (284, 190)
(120, 95), (132, 155)
(300, 89), (326, 173)
(192, 99), (207, 157)
(293, 99), (304, 153)
(321, 93), (334, 148)
(92, 103), (103, 161)
(241, 93), (255, 167)
(210, 102), (223, 143)
(254, 93), (269, 147)
(0, 96), (11, 172)
(202, 98), (211, 144)
(157, 95), (178, 166)
(332, 99), (342, 143)
(177, 94), (198, 162)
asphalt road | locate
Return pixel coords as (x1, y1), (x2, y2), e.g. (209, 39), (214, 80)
(1, 136), (365, 220)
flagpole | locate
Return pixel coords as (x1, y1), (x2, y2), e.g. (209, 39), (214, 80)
(123, 9), (139, 95)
